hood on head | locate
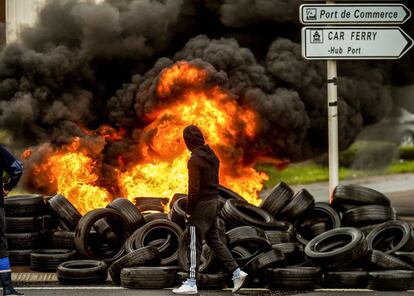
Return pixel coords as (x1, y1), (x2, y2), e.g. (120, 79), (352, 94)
(183, 125), (205, 152)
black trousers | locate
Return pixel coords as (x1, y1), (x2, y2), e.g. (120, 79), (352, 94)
(0, 208), (7, 258)
(186, 198), (238, 279)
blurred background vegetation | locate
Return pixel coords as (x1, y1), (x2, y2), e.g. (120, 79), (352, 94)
(259, 141), (414, 188)
(0, 130), (8, 144)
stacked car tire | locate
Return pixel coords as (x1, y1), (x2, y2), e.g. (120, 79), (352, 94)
(5, 194), (45, 266)
(5, 183), (414, 291)
(27, 195), (81, 272)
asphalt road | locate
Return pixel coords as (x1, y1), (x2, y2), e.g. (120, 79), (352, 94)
(9, 287), (414, 296)
(11, 288), (414, 296)
(10, 287), (269, 296)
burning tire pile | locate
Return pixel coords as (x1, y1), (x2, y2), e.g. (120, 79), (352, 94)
(4, 183), (414, 291)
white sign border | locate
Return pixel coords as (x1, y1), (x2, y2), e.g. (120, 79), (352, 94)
(301, 26), (414, 60)
(300, 3), (412, 25)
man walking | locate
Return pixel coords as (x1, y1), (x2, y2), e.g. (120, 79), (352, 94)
(0, 145), (24, 296)
(172, 125), (247, 295)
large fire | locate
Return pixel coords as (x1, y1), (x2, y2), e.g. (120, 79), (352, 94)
(26, 138), (110, 214)
(23, 61), (269, 214)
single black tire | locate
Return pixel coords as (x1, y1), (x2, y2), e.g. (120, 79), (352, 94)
(93, 219), (118, 245)
(144, 212), (168, 223)
(109, 246), (161, 284)
(107, 198), (145, 234)
(6, 232), (39, 250)
(272, 243), (304, 255)
(57, 260), (108, 285)
(167, 197), (187, 230)
(295, 202), (341, 245)
(75, 208), (128, 264)
(131, 220), (182, 266)
(324, 271), (368, 289)
(9, 250), (31, 266)
(124, 232), (170, 255)
(260, 182), (294, 217)
(147, 237), (171, 251)
(265, 230), (292, 245)
(296, 218), (330, 246)
(310, 222), (328, 237)
(366, 220), (414, 254)
(368, 250), (413, 270)
(232, 218), (292, 234)
(4, 194), (45, 217)
(359, 223), (384, 237)
(231, 246), (261, 267)
(221, 199), (279, 229)
(332, 185), (390, 212)
(134, 198), (169, 213)
(338, 203), (360, 212)
(30, 249), (77, 271)
(218, 185), (246, 202)
(52, 231), (75, 249)
(266, 267), (322, 290)
(305, 227), (368, 269)
(124, 235), (136, 254)
(36, 229), (54, 249)
(288, 261), (315, 268)
(272, 243), (306, 266)
(244, 275), (266, 288)
(395, 251), (414, 266)
(278, 189), (315, 221)
(281, 221), (295, 236)
(48, 195), (82, 231)
(5, 217), (40, 233)
(343, 205), (396, 227)
(169, 194), (187, 208)
(368, 270), (414, 291)
(178, 230), (219, 273)
(226, 226), (271, 250)
(177, 272), (229, 289)
(120, 266), (179, 289)
(244, 249), (286, 273)
(42, 215), (59, 230)
(125, 230), (171, 255)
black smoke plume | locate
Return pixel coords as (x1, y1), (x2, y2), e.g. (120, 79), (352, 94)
(0, 0), (412, 194)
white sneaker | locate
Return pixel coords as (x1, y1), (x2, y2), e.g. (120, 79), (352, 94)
(172, 281), (198, 295)
(232, 270), (248, 293)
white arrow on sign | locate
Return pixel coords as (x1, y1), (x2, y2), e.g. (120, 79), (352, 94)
(300, 4), (411, 25)
(302, 27), (414, 60)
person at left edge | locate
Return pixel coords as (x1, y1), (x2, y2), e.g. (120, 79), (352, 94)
(0, 145), (24, 296)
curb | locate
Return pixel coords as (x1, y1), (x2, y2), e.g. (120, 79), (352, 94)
(12, 273), (115, 285)
(12, 273), (58, 285)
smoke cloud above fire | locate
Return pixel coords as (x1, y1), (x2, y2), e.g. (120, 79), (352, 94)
(0, 0), (413, 209)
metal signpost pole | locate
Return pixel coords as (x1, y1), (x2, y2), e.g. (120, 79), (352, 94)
(302, 1), (413, 203)
(326, 0), (339, 202)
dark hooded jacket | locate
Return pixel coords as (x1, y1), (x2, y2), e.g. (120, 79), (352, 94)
(183, 126), (219, 215)
(0, 145), (23, 206)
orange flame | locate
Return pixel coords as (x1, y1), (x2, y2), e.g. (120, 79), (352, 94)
(22, 149), (32, 160)
(97, 125), (126, 141)
(29, 138), (109, 214)
(25, 61), (269, 213)
(118, 62), (268, 205)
